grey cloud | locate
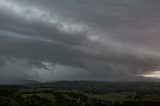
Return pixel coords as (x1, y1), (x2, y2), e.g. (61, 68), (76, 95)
(0, 57), (95, 83)
(0, 0), (160, 83)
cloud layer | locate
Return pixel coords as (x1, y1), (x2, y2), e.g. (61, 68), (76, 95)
(0, 0), (160, 83)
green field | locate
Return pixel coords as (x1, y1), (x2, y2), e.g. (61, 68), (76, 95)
(0, 81), (160, 106)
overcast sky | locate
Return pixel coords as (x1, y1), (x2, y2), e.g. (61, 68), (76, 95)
(0, 0), (160, 83)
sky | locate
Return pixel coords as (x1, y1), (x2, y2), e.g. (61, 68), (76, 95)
(0, 0), (160, 83)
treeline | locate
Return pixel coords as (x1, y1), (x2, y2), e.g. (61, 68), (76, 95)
(0, 87), (160, 106)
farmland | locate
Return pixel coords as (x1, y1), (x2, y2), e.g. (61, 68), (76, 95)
(0, 81), (160, 106)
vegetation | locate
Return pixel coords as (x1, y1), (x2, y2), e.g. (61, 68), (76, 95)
(0, 82), (160, 106)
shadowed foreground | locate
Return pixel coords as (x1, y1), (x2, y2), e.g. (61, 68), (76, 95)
(0, 81), (160, 106)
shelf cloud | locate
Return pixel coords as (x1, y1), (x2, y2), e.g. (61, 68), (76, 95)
(0, 0), (160, 83)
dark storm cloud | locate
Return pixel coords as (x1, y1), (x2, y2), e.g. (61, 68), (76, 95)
(0, 0), (160, 82)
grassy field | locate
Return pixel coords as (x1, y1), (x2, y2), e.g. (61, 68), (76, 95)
(0, 82), (160, 106)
